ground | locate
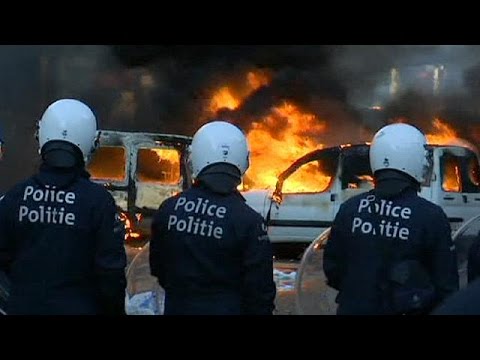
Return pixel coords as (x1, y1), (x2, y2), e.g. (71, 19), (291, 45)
(273, 261), (299, 315)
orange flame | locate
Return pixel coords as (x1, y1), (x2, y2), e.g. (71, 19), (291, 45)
(119, 212), (141, 241)
(88, 146), (126, 182)
(443, 164), (461, 192)
(424, 118), (479, 192)
(152, 148), (180, 163)
(426, 118), (459, 145)
(209, 87), (240, 113)
(245, 102), (328, 192)
(207, 70), (270, 114)
(207, 70), (329, 193)
(136, 148), (180, 184)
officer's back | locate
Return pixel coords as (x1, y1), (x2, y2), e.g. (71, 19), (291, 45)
(328, 187), (457, 314)
(150, 121), (276, 315)
(323, 123), (459, 315)
(0, 99), (126, 315)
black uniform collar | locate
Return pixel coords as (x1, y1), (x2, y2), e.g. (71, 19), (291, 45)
(34, 163), (90, 189)
(373, 169), (420, 199)
(196, 163), (242, 196)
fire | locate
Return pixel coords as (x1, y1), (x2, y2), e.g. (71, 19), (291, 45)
(443, 164), (461, 192)
(426, 118), (458, 145)
(119, 212), (142, 242)
(426, 118), (478, 154)
(88, 146), (126, 182)
(247, 70), (269, 90)
(209, 87), (239, 113)
(152, 148), (180, 163)
(245, 102), (328, 192)
(206, 70), (329, 193)
(136, 148), (180, 184)
(207, 70), (270, 114)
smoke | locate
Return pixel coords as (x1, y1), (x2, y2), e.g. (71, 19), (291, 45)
(3, 45), (480, 192)
(111, 45), (350, 135)
(0, 45), (121, 192)
(111, 45), (480, 145)
(329, 45), (480, 144)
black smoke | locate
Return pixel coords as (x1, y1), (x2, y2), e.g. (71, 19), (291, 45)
(3, 45), (480, 192)
(109, 45), (480, 144)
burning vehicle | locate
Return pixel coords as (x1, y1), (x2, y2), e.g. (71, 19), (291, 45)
(242, 142), (480, 249)
(86, 130), (192, 247)
(0, 130), (192, 315)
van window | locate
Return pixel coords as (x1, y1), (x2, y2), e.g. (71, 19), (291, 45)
(88, 146), (127, 182)
(282, 152), (338, 193)
(136, 148), (180, 184)
(440, 151), (480, 193)
(341, 149), (373, 190)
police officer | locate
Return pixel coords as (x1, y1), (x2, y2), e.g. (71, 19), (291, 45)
(149, 120), (276, 315)
(0, 99), (127, 315)
(323, 123), (459, 315)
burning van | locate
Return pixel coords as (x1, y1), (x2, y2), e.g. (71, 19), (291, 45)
(86, 130), (192, 246)
(242, 143), (480, 247)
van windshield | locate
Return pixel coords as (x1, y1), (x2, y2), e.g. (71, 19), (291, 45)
(282, 150), (339, 193)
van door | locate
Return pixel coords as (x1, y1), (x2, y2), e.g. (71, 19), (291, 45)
(267, 148), (340, 243)
(87, 144), (130, 211)
(333, 145), (374, 214)
(132, 144), (184, 213)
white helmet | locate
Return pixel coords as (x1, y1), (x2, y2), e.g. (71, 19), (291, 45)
(37, 99), (98, 162)
(370, 123), (429, 183)
(190, 121), (250, 179)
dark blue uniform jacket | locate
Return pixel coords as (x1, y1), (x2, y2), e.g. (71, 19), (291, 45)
(150, 184), (276, 315)
(0, 164), (126, 315)
(324, 188), (459, 315)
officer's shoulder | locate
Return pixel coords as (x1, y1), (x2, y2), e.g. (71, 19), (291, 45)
(83, 179), (116, 202)
(1, 176), (35, 200)
(164, 192), (183, 207)
(239, 199), (265, 224)
(340, 191), (372, 210)
(415, 196), (448, 218)
(155, 190), (184, 212)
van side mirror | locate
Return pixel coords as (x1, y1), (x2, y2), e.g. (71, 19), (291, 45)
(272, 180), (283, 204)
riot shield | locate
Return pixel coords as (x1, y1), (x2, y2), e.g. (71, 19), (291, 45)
(452, 214), (480, 289)
(125, 243), (165, 315)
(295, 228), (338, 315)
(0, 271), (8, 315)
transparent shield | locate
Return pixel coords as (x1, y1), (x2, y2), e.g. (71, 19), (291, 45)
(295, 228), (338, 315)
(125, 243), (165, 315)
(0, 271), (9, 315)
(452, 213), (480, 289)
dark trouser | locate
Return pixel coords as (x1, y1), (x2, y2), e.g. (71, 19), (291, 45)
(164, 292), (242, 315)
